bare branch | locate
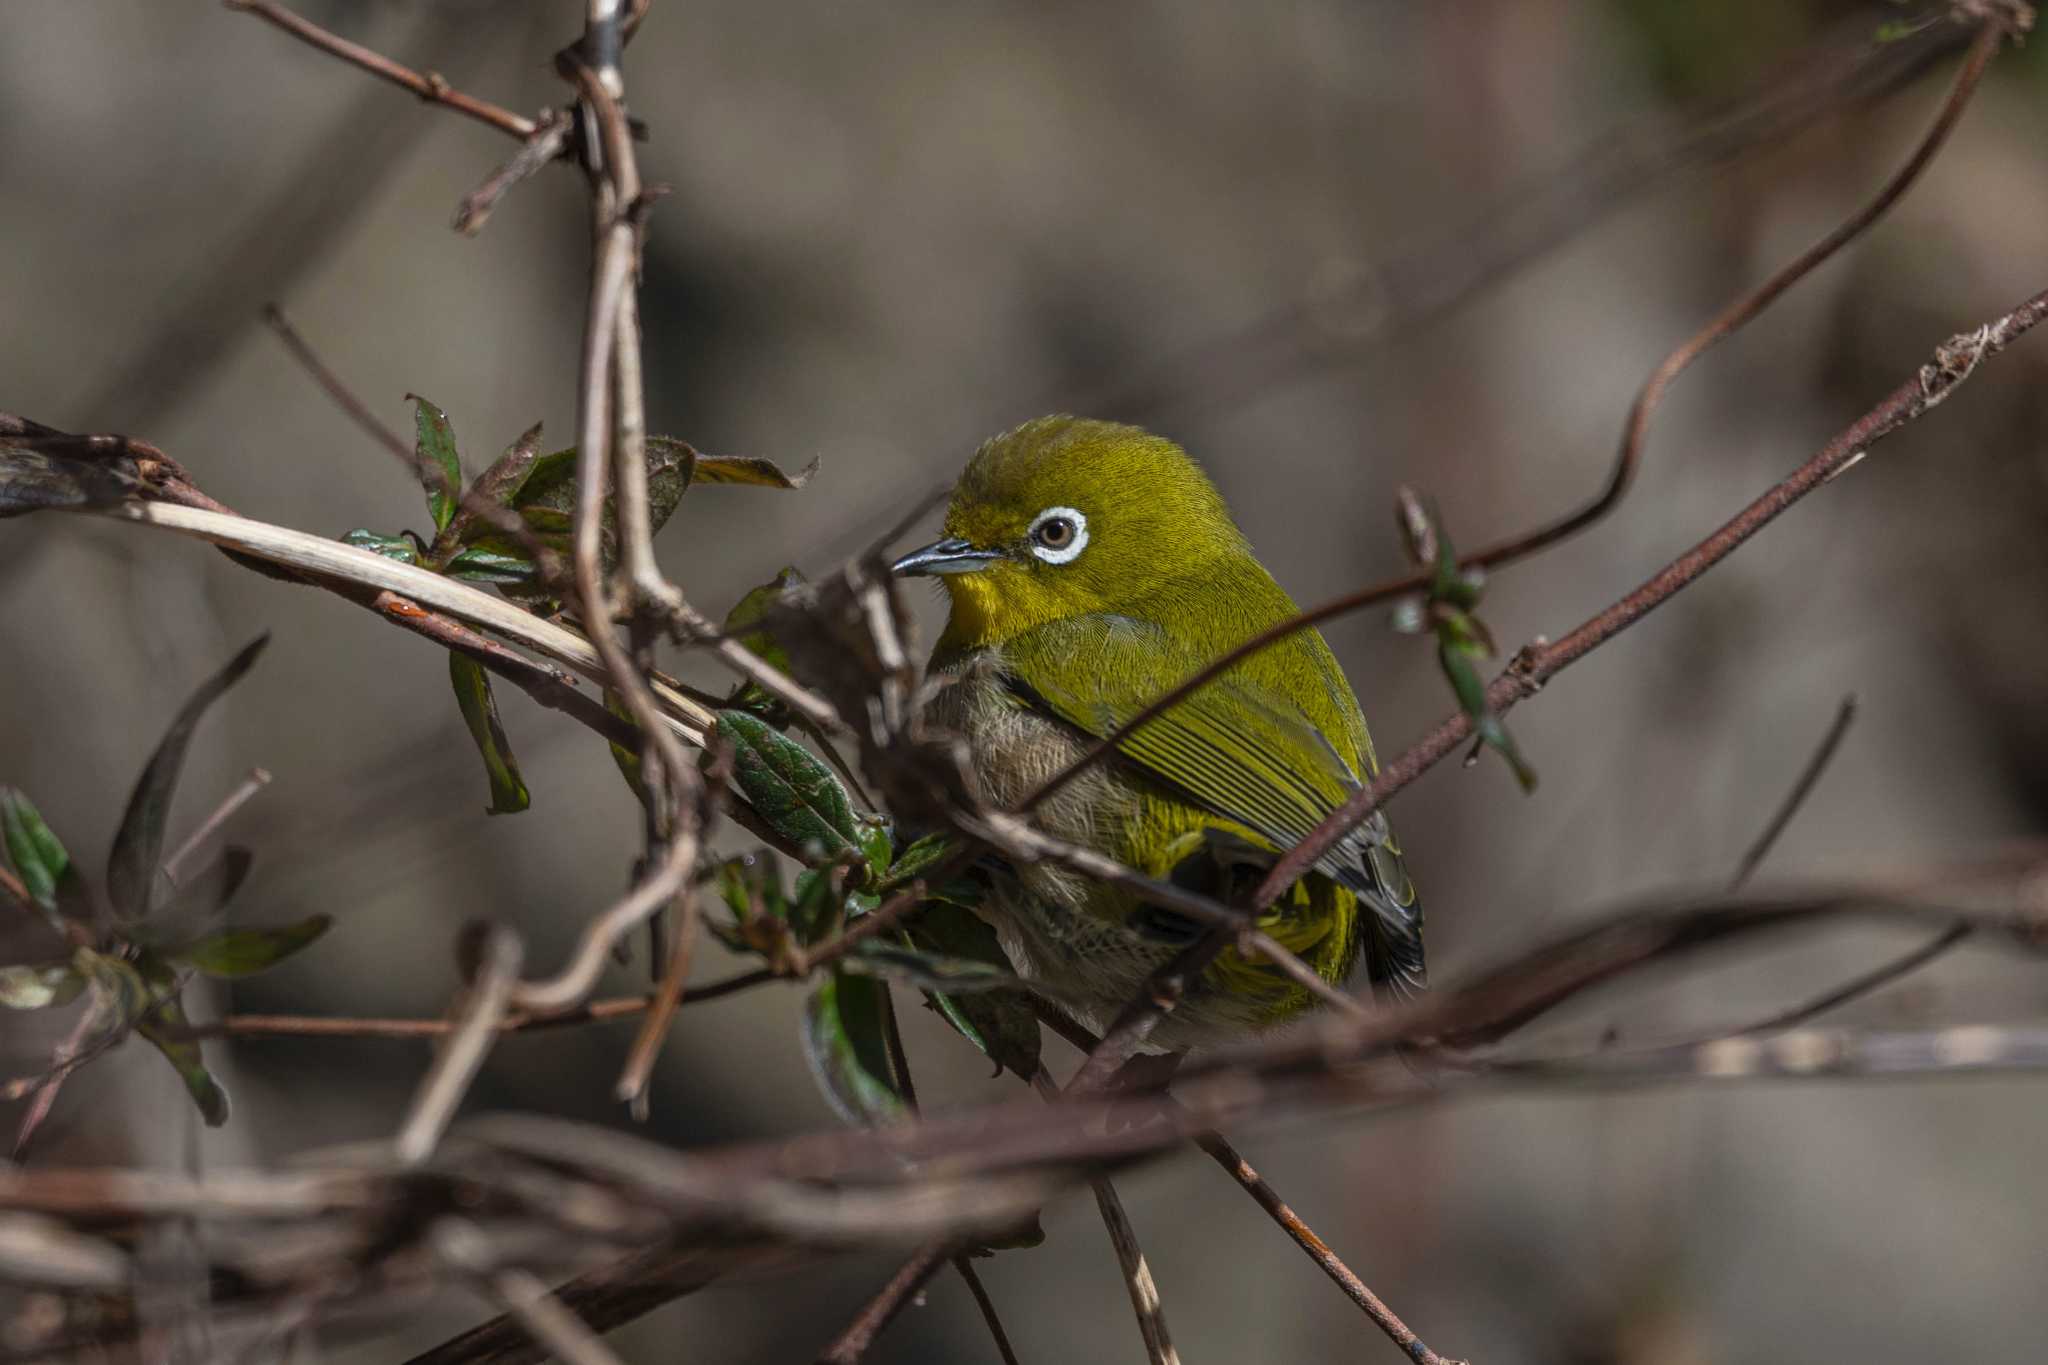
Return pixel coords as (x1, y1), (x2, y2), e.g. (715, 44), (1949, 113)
(394, 926), (523, 1166)
(1197, 1133), (1462, 1365)
(1251, 285), (2048, 911)
(224, 1), (538, 139)
(1730, 694), (1861, 889)
(1025, 18), (2013, 817)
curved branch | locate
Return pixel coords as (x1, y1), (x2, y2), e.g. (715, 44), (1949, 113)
(1023, 18), (2011, 816)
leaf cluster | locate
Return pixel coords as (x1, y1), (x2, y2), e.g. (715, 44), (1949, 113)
(2, 638), (328, 1126)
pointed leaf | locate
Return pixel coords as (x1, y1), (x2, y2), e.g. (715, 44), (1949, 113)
(878, 833), (959, 894)
(434, 420), (544, 558)
(133, 957), (228, 1127)
(448, 654), (530, 814)
(510, 437), (698, 566)
(106, 635), (268, 921)
(722, 567), (806, 725)
(177, 914), (332, 978)
(691, 453), (817, 489)
(1, 788), (70, 914)
(443, 545), (538, 586)
(840, 940), (1027, 994)
(410, 396), (463, 533)
(0, 963), (84, 1010)
(905, 900), (1041, 1080)
(856, 818), (893, 884)
(801, 968), (910, 1126)
(715, 710), (858, 857)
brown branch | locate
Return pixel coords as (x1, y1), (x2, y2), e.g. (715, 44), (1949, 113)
(1088, 1177), (1179, 1365)
(224, 1), (538, 139)
(949, 1255), (1021, 1365)
(1023, 16), (2010, 818)
(815, 1240), (951, 1365)
(394, 926), (523, 1166)
(1729, 694), (1859, 890)
(1250, 284), (2048, 912)
(186, 968), (774, 1042)
(162, 766), (271, 884)
(1196, 1132), (1462, 1365)
(457, 112), (574, 236)
(263, 306), (564, 581)
(1719, 924), (1973, 1039)
(1069, 4), (1998, 423)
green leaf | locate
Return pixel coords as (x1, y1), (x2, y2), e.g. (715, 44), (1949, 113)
(177, 914), (332, 978)
(787, 868), (854, 946)
(432, 420), (544, 561)
(340, 528), (424, 565)
(879, 833), (959, 894)
(410, 395), (463, 533)
(1, 787), (70, 914)
(905, 900), (1041, 1080)
(840, 940), (1026, 994)
(715, 710), (858, 858)
(856, 818), (893, 884)
(0, 962), (84, 1010)
(106, 635), (268, 921)
(722, 567), (806, 725)
(442, 545), (538, 586)
(1436, 639), (1536, 792)
(692, 453), (817, 489)
(801, 968), (910, 1126)
(133, 956), (229, 1127)
(602, 688), (649, 807)
(509, 437), (699, 566)
(448, 654), (530, 815)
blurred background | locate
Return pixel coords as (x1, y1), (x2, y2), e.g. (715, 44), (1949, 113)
(4, 2), (2047, 1361)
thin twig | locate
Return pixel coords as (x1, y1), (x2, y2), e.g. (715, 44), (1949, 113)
(613, 875), (704, 1109)
(162, 767), (271, 885)
(433, 1221), (627, 1365)
(1196, 1132), (1461, 1365)
(90, 500), (715, 744)
(1250, 285), (2048, 912)
(456, 111), (573, 236)
(263, 305), (560, 573)
(10, 1002), (106, 1163)
(816, 1240), (951, 1364)
(1720, 924), (1973, 1038)
(224, 1), (538, 139)
(1022, 19), (2011, 818)
(1026, 1068), (1177, 1364)
(1729, 695), (1859, 890)
(949, 1255), (1021, 1365)
(1069, 5), (1992, 423)
(1088, 1178), (1178, 1365)
(394, 926), (522, 1166)
(186, 969), (775, 1042)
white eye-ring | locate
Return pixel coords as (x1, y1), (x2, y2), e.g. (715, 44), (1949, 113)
(1027, 506), (1089, 564)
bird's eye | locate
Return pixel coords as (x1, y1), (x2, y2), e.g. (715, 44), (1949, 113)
(1026, 506), (1089, 564)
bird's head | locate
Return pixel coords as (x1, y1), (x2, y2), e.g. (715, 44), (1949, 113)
(894, 415), (1249, 651)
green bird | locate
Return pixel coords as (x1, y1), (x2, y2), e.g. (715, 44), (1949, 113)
(892, 416), (1421, 1047)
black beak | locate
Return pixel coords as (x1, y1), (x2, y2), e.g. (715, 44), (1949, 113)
(891, 537), (1005, 576)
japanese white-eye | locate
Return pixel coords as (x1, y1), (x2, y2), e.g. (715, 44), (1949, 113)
(894, 416), (1421, 1046)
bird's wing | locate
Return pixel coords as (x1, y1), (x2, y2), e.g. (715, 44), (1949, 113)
(1004, 617), (1421, 984)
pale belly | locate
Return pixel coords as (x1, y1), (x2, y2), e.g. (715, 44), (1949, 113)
(924, 654), (1280, 1050)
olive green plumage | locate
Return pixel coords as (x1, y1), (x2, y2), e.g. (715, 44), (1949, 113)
(896, 416), (1420, 1046)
